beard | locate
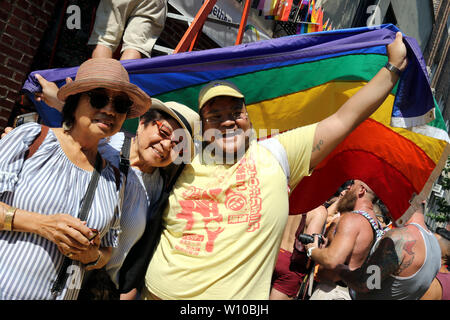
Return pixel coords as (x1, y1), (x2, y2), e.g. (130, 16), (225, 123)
(337, 190), (357, 213)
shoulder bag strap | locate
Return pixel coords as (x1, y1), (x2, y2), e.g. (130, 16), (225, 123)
(51, 152), (103, 296)
(25, 125), (49, 160)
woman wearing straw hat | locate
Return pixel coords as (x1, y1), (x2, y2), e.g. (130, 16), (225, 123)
(9, 71), (200, 300)
(0, 58), (151, 300)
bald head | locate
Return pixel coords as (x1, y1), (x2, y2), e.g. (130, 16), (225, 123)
(355, 180), (378, 203)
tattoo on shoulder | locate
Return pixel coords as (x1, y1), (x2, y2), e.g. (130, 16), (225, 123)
(312, 139), (324, 153)
(396, 239), (416, 275)
(387, 229), (416, 276)
(403, 240), (416, 255)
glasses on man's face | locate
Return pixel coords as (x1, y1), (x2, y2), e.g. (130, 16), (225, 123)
(86, 89), (133, 114)
(154, 120), (182, 146)
(204, 111), (249, 125)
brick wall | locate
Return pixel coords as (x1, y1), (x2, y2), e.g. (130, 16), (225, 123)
(0, 0), (57, 131)
(0, 1), (218, 130)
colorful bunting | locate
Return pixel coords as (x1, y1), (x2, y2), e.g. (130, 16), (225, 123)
(276, 0), (293, 21)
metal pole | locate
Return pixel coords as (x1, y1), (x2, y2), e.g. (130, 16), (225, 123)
(235, 0), (252, 45)
(174, 0), (217, 53)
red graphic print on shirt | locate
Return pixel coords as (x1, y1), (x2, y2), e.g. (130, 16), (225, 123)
(176, 157), (262, 255)
(178, 199), (224, 253)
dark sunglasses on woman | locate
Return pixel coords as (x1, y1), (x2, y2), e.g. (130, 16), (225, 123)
(86, 88), (133, 114)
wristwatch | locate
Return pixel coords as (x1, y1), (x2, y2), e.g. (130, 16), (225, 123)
(307, 247), (316, 258)
(384, 62), (402, 76)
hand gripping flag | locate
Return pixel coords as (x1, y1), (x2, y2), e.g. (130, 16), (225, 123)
(22, 24), (450, 226)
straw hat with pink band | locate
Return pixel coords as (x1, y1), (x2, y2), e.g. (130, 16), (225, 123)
(57, 58), (151, 119)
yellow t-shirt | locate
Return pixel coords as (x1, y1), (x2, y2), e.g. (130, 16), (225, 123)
(145, 123), (317, 299)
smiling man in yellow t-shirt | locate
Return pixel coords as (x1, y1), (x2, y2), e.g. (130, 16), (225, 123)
(144, 33), (408, 300)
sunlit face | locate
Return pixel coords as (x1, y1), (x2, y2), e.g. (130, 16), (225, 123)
(73, 88), (128, 139)
(201, 96), (251, 160)
(337, 182), (358, 213)
(136, 117), (182, 167)
(337, 180), (374, 213)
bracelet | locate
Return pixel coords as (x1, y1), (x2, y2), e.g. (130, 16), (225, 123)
(307, 247), (316, 258)
(84, 252), (101, 269)
(3, 206), (17, 231)
(323, 201), (331, 209)
(384, 62), (402, 76)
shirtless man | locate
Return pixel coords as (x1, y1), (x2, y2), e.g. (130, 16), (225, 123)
(305, 179), (384, 300)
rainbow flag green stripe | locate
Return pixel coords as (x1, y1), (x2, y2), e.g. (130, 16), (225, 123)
(154, 53), (394, 111)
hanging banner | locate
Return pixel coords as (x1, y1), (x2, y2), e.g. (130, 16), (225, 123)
(169, 0), (273, 47)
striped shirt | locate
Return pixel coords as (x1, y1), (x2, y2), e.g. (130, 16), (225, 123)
(0, 123), (122, 300)
(98, 133), (163, 288)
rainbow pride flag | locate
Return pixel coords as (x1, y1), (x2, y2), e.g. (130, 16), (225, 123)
(22, 25), (449, 225)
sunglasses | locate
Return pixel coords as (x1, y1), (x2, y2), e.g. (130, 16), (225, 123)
(86, 89), (133, 114)
(154, 120), (183, 147)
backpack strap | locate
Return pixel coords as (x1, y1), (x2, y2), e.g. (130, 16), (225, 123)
(119, 135), (132, 177)
(113, 135), (132, 191)
(112, 166), (121, 191)
(352, 210), (386, 240)
(113, 135), (132, 210)
(25, 125), (49, 160)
